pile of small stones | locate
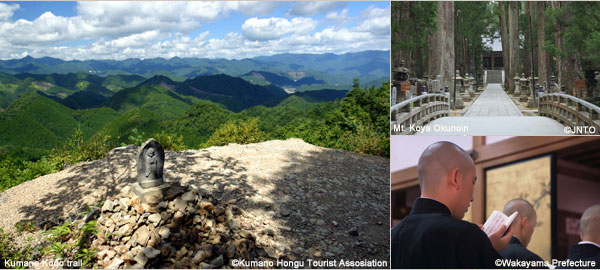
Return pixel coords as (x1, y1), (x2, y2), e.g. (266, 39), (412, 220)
(91, 183), (278, 269)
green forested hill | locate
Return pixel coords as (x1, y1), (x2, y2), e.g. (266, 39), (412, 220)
(241, 95), (336, 135)
(0, 93), (78, 151)
(98, 107), (164, 143)
(0, 82), (386, 158)
(173, 74), (288, 112)
(240, 71), (326, 87)
(0, 53), (390, 193)
(15, 72), (117, 98)
(170, 100), (238, 147)
(0, 72), (37, 108)
(0, 93), (119, 156)
(105, 85), (200, 119)
(62, 91), (109, 109)
(0, 72), (148, 110)
(0, 80), (389, 192)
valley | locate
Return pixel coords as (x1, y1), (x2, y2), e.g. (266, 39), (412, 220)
(0, 51), (390, 193)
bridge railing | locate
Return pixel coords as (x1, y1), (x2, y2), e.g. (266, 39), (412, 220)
(391, 94), (450, 135)
(539, 93), (600, 134)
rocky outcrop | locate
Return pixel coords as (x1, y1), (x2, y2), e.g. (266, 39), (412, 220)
(0, 139), (390, 268)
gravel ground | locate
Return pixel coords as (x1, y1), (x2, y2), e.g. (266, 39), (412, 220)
(0, 138), (390, 267)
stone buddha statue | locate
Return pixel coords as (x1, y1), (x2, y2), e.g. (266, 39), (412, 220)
(137, 139), (165, 188)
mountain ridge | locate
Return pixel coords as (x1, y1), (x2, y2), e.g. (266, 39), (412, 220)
(0, 51), (390, 85)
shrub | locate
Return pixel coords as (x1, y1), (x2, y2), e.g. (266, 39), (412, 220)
(43, 220), (98, 268)
(0, 157), (59, 192)
(338, 123), (390, 157)
(14, 222), (36, 233)
(0, 227), (35, 269)
(49, 127), (119, 169)
(125, 128), (146, 146)
(152, 131), (187, 151)
(206, 118), (268, 146)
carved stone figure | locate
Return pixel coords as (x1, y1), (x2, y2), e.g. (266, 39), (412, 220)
(131, 138), (170, 204)
(137, 139), (165, 188)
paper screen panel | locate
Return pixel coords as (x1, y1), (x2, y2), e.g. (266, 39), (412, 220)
(485, 155), (552, 261)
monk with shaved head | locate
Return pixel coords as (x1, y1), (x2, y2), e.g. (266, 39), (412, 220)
(567, 204), (600, 267)
(391, 141), (512, 268)
(500, 199), (545, 266)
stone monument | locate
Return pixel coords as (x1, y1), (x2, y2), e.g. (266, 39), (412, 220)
(513, 74), (521, 96)
(461, 73), (471, 102)
(453, 70), (464, 109)
(519, 74), (529, 102)
(467, 73), (475, 97)
(527, 80), (538, 108)
(130, 138), (171, 204)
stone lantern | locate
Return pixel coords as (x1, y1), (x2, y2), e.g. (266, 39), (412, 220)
(513, 74), (521, 96)
(527, 77), (537, 107)
(461, 73), (471, 102)
(468, 73), (476, 97)
(453, 70), (464, 109)
(519, 73), (529, 102)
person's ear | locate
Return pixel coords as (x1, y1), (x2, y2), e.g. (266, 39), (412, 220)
(520, 216), (528, 229)
(449, 168), (462, 190)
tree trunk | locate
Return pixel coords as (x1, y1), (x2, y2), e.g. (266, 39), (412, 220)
(464, 36), (470, 74)
(392, 2), (412, 71)
(415, 38), (424, 78)
(552, 1), (562, 91)
(508, 2), (521, 91)
(428, 1), (454, 88)
(523, 2), (531, 78)
(537, 1), (549, 92)
(498, 2), (511, 91)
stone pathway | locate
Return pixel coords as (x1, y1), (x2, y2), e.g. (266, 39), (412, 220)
(417, 116), (568, 135)
(464, 83), (522, 117)
(418, 83), (568, 135)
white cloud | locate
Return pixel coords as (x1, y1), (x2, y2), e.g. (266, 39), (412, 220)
(0, 12), (76, 46)
(104, 30), (163, 48)
(325, 9), (351, 25)
(0, 3), (18, 22)
(0, 1), (277, 47)
(0, 2), (390, 60)
(242, 17), (317, 41)
(288, 2), (346, 17)
(354, 6), (390, 35)
(318, 27), (373, 43)
(224, 2), (279, 16)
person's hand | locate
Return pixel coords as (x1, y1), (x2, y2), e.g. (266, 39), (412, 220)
(488, 224), (513, 252)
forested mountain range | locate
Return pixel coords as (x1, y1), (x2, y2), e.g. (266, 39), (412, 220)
(0, 51), (389, 86)
(0, 51), (389, 192)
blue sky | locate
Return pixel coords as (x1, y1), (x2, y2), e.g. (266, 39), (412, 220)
(0, 1), (390, 60)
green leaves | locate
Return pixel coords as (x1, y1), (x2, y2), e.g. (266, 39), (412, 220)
(207, 118), (268, 147)
(0, 227), (35, 269)
(0, 156), (58, 192)
(545, 2), (600, 69)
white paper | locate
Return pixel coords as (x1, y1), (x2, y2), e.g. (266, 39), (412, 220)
(482, 210), (518, 236)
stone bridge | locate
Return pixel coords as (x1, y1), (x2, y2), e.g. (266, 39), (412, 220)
(391, 83), (600, 135)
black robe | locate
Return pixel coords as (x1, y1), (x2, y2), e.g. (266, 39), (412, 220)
(566, 243), (600, 269)
(391, 198), (502, 268)
(500, 236), (546, 268)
